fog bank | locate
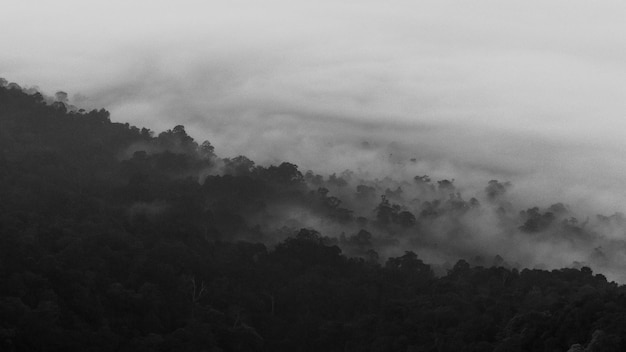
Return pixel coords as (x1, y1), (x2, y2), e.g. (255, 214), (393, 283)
(4, 1), (626, 278)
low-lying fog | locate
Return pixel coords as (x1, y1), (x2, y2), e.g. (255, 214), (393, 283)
(4, 0), (626, 280)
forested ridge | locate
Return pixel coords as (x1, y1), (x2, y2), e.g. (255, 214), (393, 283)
(1, 81), (626, 351)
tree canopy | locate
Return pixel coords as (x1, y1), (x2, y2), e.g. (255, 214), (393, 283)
(1, 81), (626, 351)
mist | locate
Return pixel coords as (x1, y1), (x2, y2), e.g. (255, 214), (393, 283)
(4, 1), (626, 280)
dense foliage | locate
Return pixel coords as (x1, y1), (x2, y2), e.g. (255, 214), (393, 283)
(1, 82), (626, 351)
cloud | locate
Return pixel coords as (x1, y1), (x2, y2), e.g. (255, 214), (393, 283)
(5, 1), (626, 213)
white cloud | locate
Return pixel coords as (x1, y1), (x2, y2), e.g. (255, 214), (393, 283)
(3, 0), (626, 214)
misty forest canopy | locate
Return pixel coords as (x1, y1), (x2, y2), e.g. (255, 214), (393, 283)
(1, 80), (626, 351)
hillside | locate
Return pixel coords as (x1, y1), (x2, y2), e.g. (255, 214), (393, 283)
(1, 81), (626, 351)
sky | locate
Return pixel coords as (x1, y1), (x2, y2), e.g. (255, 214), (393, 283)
(3, 0), (626, 215)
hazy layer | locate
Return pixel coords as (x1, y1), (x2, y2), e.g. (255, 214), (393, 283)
(4, 1), (626, 214)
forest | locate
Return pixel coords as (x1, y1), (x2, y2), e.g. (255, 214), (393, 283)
(1, 80), (626, 351)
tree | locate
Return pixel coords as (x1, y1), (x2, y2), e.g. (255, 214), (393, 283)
(437, 179), (455, 193)
(199, 140), (215, 159)
(397, 211), (416, 227)
(327, 173), (347, 187)
(448, 259), (470, 279)
(273, 229), (344, 269)
(485, 180), (510, 200)
(386, 251), (430, 274)
(519, 207), (555, 233)
(347, 229), (373, 247)
(356, 184), (376, 200)
(54, 91), (68, 103)
(264, 162), (304, 185)
(157, 125), (197, 152)
(375, 195), (394, 225)
(223, 155), (254, 176)
(414, 175), (431, 183)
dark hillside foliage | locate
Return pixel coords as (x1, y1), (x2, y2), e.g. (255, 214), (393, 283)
(1, 83), (626, 351)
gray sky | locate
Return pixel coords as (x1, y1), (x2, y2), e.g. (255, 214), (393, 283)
(4, 0), (626, 214)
